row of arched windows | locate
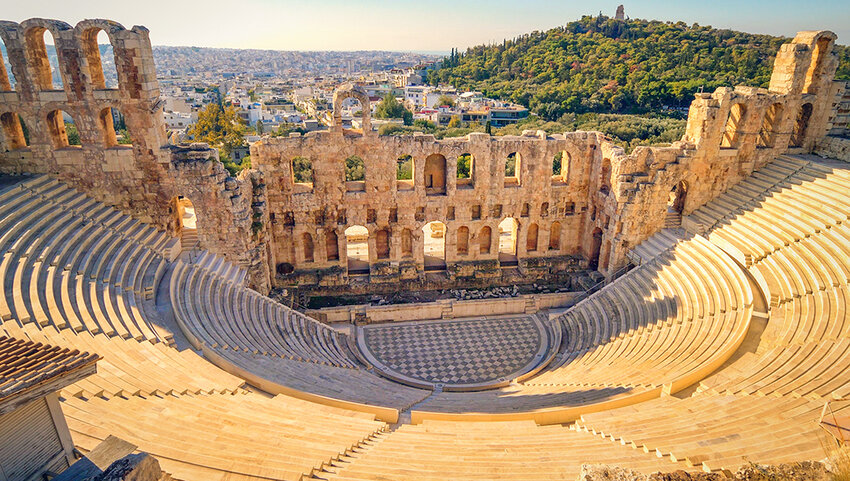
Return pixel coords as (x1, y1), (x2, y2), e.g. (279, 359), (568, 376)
(720, 101), (813, 150)
(0, 107), (130, 151)
(287, 151), (575, 192)
(296, 220), (564, 269)
(0, 25), (120, 93)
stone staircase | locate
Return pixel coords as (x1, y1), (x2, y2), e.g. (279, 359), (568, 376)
(626, 228), (685, 266)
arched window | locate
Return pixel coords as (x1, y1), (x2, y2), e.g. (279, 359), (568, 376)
(26, 28), (64, 91)
(479, 226), (492, 254)
(790, 103), (813, 148)
(292, 156), (313, 192)
(325, 229), (339, 261)
(302, 233), (314, 262)
(457, 226), (469, 255)
(552, 151), (570, 183)
(505, 152), (521, 186)
(521, 203), (530, 217)
(46, 110), (80, 148)
(396, 154), (413, 190)
(549, 222), (561, 251)
(457, 153), (473, 189)
(375, 228), (390, 260)
(526, 223), (538, 252)
(81, 28), (119, 90)
(757, 103), (784, 149)
(720, 103), (747, 149)
(345, 155), (365, 192)
(1, 112), (28, 150)
(401, 228), (413, 258)
(424, 154), (447, 195)
(0, 38), (14, 91)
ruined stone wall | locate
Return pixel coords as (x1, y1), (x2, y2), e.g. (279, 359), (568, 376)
(0, 19), (840, 294)
(0, 18), (270, 291)
(253, 31), (840, 290)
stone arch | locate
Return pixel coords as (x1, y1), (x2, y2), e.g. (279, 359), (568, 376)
(76, 20), (126, 90)
(401, 228), (413, 258)
(457, 226), (469, 255)
(549, 221), (561, 251)
(505, 152), (521, 186)
(344, 225), (370, 275)
(0, 36), (13, 91)
(423, 221), (446, 271)
(526, 223), (539, 252)
(790, 102), (813, 148)
(757, 103), (784, 149)
(375, 228), (390, 260)
(479, 226), (492, 255)
(803, 35), (834, 95)
(589, 227), (603, 270)
(325, 229), (339, 261)
(424, 153), (447, 195)
(498, 217), (519, 266)
(456, 152), (473, 188)
(1, 112), (27, 150)
(0, 21), (24, 91)
(302, 232), (314, 263)
(46, 109), (79, 148)
(22, 20), (72, 91)
(720, 103), (747, 149)
(333, 84), (371, 132)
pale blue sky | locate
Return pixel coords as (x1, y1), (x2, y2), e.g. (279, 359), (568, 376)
(4, 0), (849, 51)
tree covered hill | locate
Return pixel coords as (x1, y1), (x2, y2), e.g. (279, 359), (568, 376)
(428, 15), (850, 118)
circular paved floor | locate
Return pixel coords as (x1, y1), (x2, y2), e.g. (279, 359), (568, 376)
(360, 316), (545, 388)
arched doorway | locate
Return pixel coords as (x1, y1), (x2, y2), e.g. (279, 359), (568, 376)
(790, 103), (813, 148)
(345, 225), (370, 275)
(589, 228), (603, 270)
(422, 221), (446, 271)
(668, 180), (688, 215)
(173, 196), (197, 250)
(498, 217), (519, 267)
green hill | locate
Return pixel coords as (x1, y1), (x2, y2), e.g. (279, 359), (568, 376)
(428, 15), (850, 118)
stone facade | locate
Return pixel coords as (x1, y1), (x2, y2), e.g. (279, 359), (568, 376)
(0, 20), (842, 295)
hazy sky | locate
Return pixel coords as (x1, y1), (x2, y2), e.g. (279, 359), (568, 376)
(4, 0), (849, 52)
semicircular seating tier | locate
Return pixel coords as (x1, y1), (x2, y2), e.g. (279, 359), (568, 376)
(407, 233), (754, 422)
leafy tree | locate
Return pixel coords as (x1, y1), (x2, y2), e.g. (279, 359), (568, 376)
(375, 93), (407, 119)
(485, 120), (492, 135)
(397, 155), (413, 180)
(188, 103), (247, 166)
(447, 115), (462, 128)
(345, 155), (364, 181)
(65, 122), (80, 146)
(552, 151), (562, 175)
(292, 156), (312, 183)
(457, 153), (471, 179)
(435, 95), (455, 108)
(505, 152), (517, 177)
(256, 120), (264, 135)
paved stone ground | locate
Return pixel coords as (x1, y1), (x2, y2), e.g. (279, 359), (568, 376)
(363, 317), (542, 386)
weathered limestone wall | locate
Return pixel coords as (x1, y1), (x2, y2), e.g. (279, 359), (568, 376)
(0, 19), (841, 294)
(0, 18), (270, 291)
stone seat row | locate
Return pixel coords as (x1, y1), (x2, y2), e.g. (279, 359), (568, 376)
(170, 261), (356, 368)
(320, 420), (687, 481)
(61, 389), (388, 481)
(575, 394), (842, 473)
(684, 155), (810, 234)
(0, 177), (174, 343)
(704, 165), (850, 266)
(0, 318), (244, 399)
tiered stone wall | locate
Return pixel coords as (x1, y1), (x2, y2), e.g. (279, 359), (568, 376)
(0, 19), (841, 294)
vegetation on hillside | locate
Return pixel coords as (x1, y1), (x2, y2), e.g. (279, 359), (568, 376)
(188, 102), (248, 175)
(429, 15), (850, 118)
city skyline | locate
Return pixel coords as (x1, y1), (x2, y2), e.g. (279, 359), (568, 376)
(3, 0), (849, 52)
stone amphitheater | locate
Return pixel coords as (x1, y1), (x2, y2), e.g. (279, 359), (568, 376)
(1, 16), (850, 481)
